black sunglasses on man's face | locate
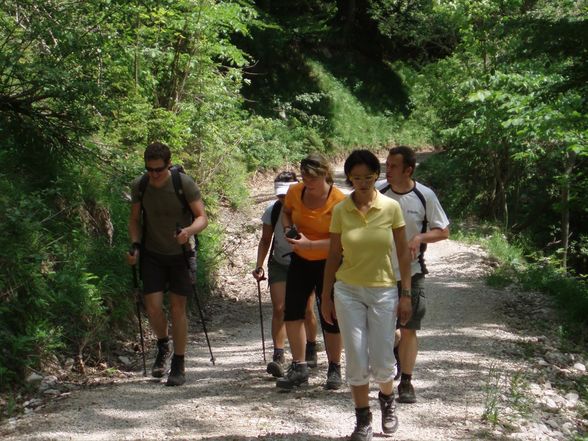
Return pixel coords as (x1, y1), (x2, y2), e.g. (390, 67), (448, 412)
(145, 165), (167, 173)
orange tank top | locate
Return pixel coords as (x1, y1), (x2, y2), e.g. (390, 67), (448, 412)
(284, 182), (345, 261)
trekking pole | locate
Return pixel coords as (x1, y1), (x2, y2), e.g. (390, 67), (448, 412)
(130, 249), (147, 376)
(315, 293), (328, 356)
(254, 268), (267, 363)
(177, 225), (216, 365)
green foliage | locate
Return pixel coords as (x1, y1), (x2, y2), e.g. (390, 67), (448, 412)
(407, 0), (588, 277)
(464, 228), (588, 338)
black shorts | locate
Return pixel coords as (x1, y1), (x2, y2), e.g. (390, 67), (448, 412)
(284, 253), (340, 334)
(397, 273), (426, 330)
(140, 249), (192, 297)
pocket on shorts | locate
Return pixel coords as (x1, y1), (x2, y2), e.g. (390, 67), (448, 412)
(411, 286), (426, 321)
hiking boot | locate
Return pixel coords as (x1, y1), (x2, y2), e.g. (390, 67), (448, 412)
(325, 362), (342, 390)
(397, 380), (417, 403)
(266, 353), (285, 378)
(151, 339), (171, 378)
(378, 391), (399, 434)
(276, 362), (309, 389)
(305, 342), (318, 368)
(166, 355), (185, 386)
(350, 407), (373, 441)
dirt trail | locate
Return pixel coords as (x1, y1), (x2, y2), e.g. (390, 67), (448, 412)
(1, 162), (585, 441)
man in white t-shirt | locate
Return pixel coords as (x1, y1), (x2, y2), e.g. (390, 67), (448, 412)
(378, 146), (450, 403)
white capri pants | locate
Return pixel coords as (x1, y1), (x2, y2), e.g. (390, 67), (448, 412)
(334, 280), (398, 386)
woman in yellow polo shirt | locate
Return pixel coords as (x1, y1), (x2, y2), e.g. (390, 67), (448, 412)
(276, 153), (346, 390)
(322, 150), (412, 441)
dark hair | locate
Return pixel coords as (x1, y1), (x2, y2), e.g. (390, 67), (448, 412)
(274, 171), (298, 183)
(344, 150), (380, 186)
(300, 153), (333, 184)
(388, 146), (416, 175)
(144, 141), (171, 164)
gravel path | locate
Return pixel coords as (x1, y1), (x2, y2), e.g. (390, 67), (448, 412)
(1, 164), (585, 441)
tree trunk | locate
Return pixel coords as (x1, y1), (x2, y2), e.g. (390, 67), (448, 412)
(336, 0), (356, 35)
(560, 149), (576, 270)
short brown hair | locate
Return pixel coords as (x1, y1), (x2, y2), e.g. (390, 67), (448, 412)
(388, 146), (416, 175)
(144, 141), (171, 164)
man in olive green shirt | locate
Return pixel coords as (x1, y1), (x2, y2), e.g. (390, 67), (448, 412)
(127, 141), (208, 386)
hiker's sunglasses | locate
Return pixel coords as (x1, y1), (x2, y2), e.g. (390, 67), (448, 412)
(145, 165), (167, 173)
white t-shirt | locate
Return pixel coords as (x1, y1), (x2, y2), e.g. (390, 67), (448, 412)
(377, 179), (450, 278)
(261, 200), (293, 267)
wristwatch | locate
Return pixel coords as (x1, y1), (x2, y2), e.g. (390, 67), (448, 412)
(400, 288), (411, 298)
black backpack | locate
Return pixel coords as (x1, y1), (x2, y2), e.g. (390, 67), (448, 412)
(380, 182), (429, 275)
(137, 165), (198, 250)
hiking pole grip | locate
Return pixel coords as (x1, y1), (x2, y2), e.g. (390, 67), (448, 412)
(177, 223), (216, 366)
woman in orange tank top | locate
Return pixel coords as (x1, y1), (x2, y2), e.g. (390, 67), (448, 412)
(276, 153), (346, 391)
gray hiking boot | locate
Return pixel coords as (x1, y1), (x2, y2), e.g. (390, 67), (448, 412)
(266, 353), (285, 378)
(151, 339), (171, 378)
(350, 407), (373, 441)
(166, 355), (185, 386)
(378, 391), (399, 434)
(325, 362), (342, 390)
(397, 380), (416, 403)
(276, 362), (309, 389)
(305, 342), (318, 368)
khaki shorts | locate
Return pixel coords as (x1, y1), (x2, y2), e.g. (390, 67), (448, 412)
(397, 273), (426, 330)
(268, 257), (288, 285)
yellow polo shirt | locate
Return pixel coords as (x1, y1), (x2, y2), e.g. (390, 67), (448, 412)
(330, 192), (405, 287)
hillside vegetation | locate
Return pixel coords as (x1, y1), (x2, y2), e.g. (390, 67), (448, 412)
(0, 0), (586, 393)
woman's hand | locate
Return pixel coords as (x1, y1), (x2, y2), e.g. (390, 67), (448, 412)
(321, 294), (337, 325)
(252, 267), (266, 281)
(285, 232), (312, 251)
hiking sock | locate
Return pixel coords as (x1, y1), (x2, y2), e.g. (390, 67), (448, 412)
(273, 348), (284, 359)
(379, 391), (394, 401)
(400, 373), (412, 383)
(305, 341), (318, 368)
(157, 336), (170, 346)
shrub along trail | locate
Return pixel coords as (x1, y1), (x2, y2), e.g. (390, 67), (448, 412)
(1, 167), (586, 441)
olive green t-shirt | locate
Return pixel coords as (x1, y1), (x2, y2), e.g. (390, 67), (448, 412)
(131, 173), (201, 255)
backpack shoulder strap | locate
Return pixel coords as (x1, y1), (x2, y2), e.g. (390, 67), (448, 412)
(411, 183), (428, 233)
(170, 167), (199, 250)
(170, 167), (190, 215)
(138, 173), (149, 203)
(412, 182), (429, 274)
(379, 184), (391, 194)
(270, 200), (283, 231)
(269, 200), (283, 260)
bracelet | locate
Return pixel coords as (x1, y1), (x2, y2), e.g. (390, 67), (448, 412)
(400, 288), (411, 298)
